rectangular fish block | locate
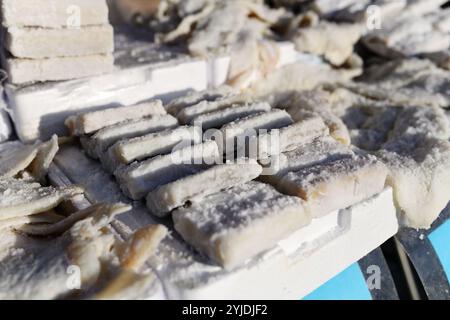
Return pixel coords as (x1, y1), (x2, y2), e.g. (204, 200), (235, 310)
(219, 109), (293, 156)
(115, 141), (220, 200)
(5, 54), (114, 85)
(1, 0), (110, 28)
(257, 116), (329, 159)
(103, 126), (202, 172)
(5, 25), (114, 59)
(146, 161), (263, 216)
(83, 115), (178, 159)
(277, 155), (388, 217)
(173, 181), (311, 269)
(66, 100), (165, 136)
(191, 102), (271, 129)
(261, 135), (354, 178)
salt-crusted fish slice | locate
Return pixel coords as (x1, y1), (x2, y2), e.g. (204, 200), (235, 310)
(257, 115), (329, 159)
(65, 100), (166, 136)
(103, 126), (202, 173)
(190, 102), (272, 129)
(276, 155), (387, 218)
(261, 135), (355, 180)
(146, 160), (263, 217)
(0, 178), (84, 221)
(377, 135), (450, 229)
(115, 141), (220, 200)
(291, 21), (362, 66)
(5, 54), (114, 85)
(177, 93), (254, 124)
(5, 25), (114, 59)
(166, 86), (236, 115)
(0, 212), (63, 232)
(19, 203), (127, 236)
(1, 0), (110, 28)
(82, 115), (178, 159)
(173, 181), (310, 269)
(0, 203), (130, 300)
(29, 135), (59, 183)
(389, 106), (450, 141)
(95, 224), (168, 300)
(219, 109), (294, 156)
(0, 143), (38, 178)
(286, 90), (351, 145)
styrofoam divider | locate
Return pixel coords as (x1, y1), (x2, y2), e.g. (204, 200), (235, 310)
(4, 36), (316, 142)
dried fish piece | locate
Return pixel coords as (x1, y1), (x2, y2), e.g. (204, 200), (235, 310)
(95, 224), (168, 300)
(249, 62), (361, 106)
(261, 135), (354, 181)
(389, 106), (450, 141)
(0, 178), (84, 221)
(0, 143), (38, 178)
(19, 204), (124, 236)
(146, 161), (263, 216)
(166, 86), (236, 116)
(219, 109), (294, 156)
(176, 93), (254, 124)
(65, 100), (166, 136)
(286, 89), (351, 145)
(29, 135), (59, 183)
(1, 0), (110, 28)
(5, 25), (114, 59)
(276, 154), (388, 217)
(115, 141), (220, 200)
(377, 134), (450, 229)
(190, 102), (272, 129)
(257, 115), (329, 159)
(291, 21), (362, 66)
(173, 181), (310, 269)
(5, 54), (114, 85)
(0, 212), (63, 232)
(103, 126), (202, 172)
(81, 115), (179, 159)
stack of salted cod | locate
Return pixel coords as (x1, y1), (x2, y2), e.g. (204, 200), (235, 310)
(0, 137), (169, 299)
(68, 87), (388, 269)
(281, 78), (450, 229)
(0, 0), (114, 84)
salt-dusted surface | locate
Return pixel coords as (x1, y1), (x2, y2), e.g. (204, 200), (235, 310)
(378, 134), (450, 228)
(166, 86), (236, 115)
(389, 106), (450, 140)
(261, 135), (354, 178)
(219, 109), (293, 155)
(0, 178), (83, 220)
(115, 141), (219, 200)
(0, 143), (37, 178)
(191, 102), (271, 129)
(5, 25), (114, 59)
(146, 161), (262, 217)
(277, 154), (388, 217)
(173, 181), (310, 269)
(257, 115), (329, 159)
(109, 126), (202, 166)
(1, 0), (110, 28)
(176, 93), (254, 124)
(53, 144), (398, 299)
(84, 114), (178, 159)
(66, 100), (165, 136)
